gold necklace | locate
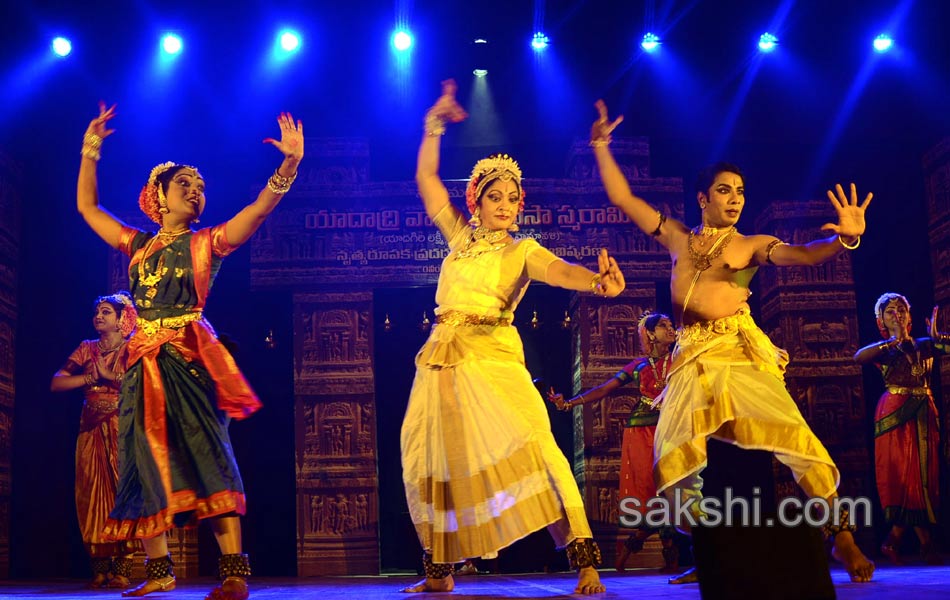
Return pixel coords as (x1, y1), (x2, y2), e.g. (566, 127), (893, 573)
(897, 339), (926, 377)
(454, 227), (512, 260)
(648, 353), (671, 391)
(687, 226), (736, 271)
(137, 235), (170, 299)
(157, 227), (191, 243)
(697, 225), (725, 236)
(97, 337), (123, 354)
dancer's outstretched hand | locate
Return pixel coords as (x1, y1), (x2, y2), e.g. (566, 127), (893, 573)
(428, 79), (468, 123)
(591, 100), (623, 144)
(263, 112), (304, 162)
(546, 387), (571, 411)
(821, 183), (873, 240)
(85, 101), (117, 142)
(595, 248), (625, 297)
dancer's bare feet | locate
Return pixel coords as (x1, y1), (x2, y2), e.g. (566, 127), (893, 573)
(87, 572), (108, 589)
(832, 532), (874, 583)
(122, 576), (176, 596)
(106, 574), (132, 589)
(400, 574), (454, 593)
(668, 567), (698, 584)
(575, 566), (605, 594)
(206, 577), (250, 600)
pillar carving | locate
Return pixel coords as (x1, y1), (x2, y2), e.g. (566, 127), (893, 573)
(294, 291), (378, 575)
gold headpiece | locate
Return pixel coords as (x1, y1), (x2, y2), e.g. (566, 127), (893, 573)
(466, 154), (524, 214)
(149, 161), (180, 185)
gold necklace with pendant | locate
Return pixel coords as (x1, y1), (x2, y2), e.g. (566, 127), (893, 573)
(687, 226), (736, 271)
(898, 339), (926, 377)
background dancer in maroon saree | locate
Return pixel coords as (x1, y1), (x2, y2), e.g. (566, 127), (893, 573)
(855, 294), (947, 565)
(51, 292), (138, 589)
(76, 102), (303, 599)
(548, 313), (678, 573)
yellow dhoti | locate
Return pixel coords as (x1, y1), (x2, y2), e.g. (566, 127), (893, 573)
(653, 309), (839, 503)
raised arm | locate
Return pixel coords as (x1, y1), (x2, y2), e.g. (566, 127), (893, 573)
(417, 80), (468, 220)
(590, 100), (687, 249)
(753, 183), (872, 267)
(545, 248), (625, 297)
(77, 102), (129, 249)
(224, 113), (304, 247)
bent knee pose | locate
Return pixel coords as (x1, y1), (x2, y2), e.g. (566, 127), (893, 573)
(400, 80), (625, 595)
(590, 100), (875, 583)
(77, 103), (303, 598)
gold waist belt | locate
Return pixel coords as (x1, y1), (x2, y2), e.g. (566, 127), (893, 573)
(678, 309), (755, 344)
(137, 311), (204, 337)
(435, 311), (511, 327)
(886, 385), (930, 395)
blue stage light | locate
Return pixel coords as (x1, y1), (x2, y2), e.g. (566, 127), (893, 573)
(758, 33), (778, 53)
(393, 30), (412, 52)
(162, 33), (183, 56)
(641, 33), (660, 52)
(531, 33), (549, 51)
(51, 37), (72, 57)
(873, 34), (893, 53)
(279, 30), (301, 53)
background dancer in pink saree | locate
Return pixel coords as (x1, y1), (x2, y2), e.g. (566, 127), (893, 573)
(51, 292), (138, 589)
(855, 294), (946, 565)
(589, 100), (875, 583)
(76, 102), (303, 599)
(400, 80), (625, 595)
(548, 313), (678, 573)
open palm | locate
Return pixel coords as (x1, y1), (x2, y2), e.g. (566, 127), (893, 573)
(264, 112), (304, 161)
(822, 183), (873, 238)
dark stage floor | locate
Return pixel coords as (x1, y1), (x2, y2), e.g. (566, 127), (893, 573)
(1, 565), (948, 599)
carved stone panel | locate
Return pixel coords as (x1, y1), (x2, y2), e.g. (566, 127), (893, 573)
(294, 291), (378, 575)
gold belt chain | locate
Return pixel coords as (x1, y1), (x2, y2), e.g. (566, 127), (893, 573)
(435, 311), (511, 327)
(136, 311), (203, 337)
(885, 385), (930, 395)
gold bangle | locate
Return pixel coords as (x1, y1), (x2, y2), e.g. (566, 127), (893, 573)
(81, 146), (101, 161)
(837, 235), (860, 250)
(267, 167), (297, 194)
(83, 133), (103, 149)
(424, 111), (446, 137)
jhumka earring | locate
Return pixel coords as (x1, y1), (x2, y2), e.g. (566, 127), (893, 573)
(158, 187), (170, 215)
(468, 208), (481, 228)
(508, 219), (519, 233)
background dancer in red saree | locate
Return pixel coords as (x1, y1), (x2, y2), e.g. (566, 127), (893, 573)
(76, 102), (304, 599)
(855, 294), (946, 565)
(589, 100), (875, 583)
(548, 312), (678, 573)
(401, 80), (625, 595)
(51, 292), (138, 589)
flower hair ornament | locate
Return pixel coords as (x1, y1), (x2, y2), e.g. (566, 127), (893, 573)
(874, 292), (911, 339)
(138, 161), (197, 225)
(465, 153), (526, 230)
(97, 291), (138, 338)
